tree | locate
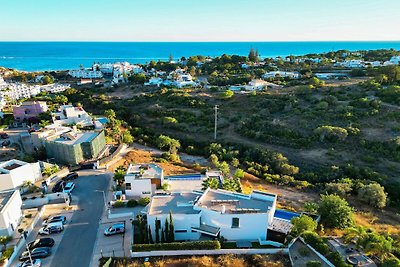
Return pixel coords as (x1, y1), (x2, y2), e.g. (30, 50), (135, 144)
(291, 215), (317, 236)
(0, 236), (11, 250)
(114, 166), (126, 185)
(249, 48), (258, 62)
(223, 178), (241, 192)
(156, 135), (181, 155)
(164, 218), (169, 243)
(168, 211), (175, 242)
(318, 194), (354, 229)
(161, 228), (165, 243)
(155, 218), (160, 243)
(220, 90), (234, 99)
(121, 130), (133, 144)
(231, 158), (240, 168)
(309, 77), (325, 87)
(54, 95), (68, 104)
(104, 109), (116, 121)
(234, 169), (245, 179)
(202, 178), (219, 190)
(42, 75), (54, 85)
(324, 182), (352, 197)
(218, 161), (230, 177)
(210, 154), (219, 167)
(358, 183), (387, 208)
(148, 225), (153, 244)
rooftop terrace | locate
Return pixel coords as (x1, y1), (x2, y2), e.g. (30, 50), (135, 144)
(148, 192), (202, 216)
(126, 163), (163, 180)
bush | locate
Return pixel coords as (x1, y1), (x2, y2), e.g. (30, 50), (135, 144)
(24, 214), (32, 219)
(0, 247), (14, 261)
(298, 247), (310, 256)
(132, 240), (221, 252)
(113, 200), (125, 208)
(138, 197), (150, 206)
(302, 231), (330, 255)
(306, 261), (323, 267)
(358, 183), (387, 208)
(327, 251), (352, 267)
(127, 199), (138, 208)
(318, 194), (354, 229)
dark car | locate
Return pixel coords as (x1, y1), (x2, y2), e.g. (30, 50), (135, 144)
(1, 140), (10, 146)
(43, 216), (66, 226)
(27, 238), (55, 250)
(63, 172), (78, 181)
(0, 133), (9, 139)
(79, 163), (96, 170)
(52, 180), (65, 193)
(19, 247), (51, 261)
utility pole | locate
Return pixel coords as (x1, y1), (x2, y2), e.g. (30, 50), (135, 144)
(214, 105), (219, 140)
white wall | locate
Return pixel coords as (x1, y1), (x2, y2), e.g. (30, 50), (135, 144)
(147, 213), (201, 242)
(0, 163), (39, 191)
(197, 208), (269, 241)
(0, 190), (22, 236)
(125, 177), (152, 198)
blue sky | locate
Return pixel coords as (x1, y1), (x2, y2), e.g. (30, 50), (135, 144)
(1, 0), (399, 41)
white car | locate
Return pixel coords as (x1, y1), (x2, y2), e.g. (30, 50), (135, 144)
(63, 182), (75, 193)
(38, 222), (64, 235)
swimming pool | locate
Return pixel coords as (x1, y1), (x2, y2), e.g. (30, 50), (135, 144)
(166, 174), (202, 180)
(274, 209), (300, 221)
(96, 117), (109, 124)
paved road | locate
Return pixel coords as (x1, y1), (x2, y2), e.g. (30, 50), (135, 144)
(50, 170), (111, 267)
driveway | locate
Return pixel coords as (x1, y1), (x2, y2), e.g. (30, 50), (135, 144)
(49, 169), (111, 267)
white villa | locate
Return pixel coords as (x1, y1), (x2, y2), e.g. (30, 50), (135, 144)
(146, 188), (277, 242)
(263, 71), (300, 79)
(0, 160), (42, 191)
(52, 105), (102, 129)
(68, 69), (103, 79)
(244, 79), (281, 91)
(0, 190), (23, 236)
(124, 164), (164, 198)
(389, 56), (400, 65)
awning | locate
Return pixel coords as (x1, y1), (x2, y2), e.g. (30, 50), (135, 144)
(191, 224), (220, 237)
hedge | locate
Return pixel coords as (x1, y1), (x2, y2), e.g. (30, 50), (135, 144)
(132, 240), (221, 252)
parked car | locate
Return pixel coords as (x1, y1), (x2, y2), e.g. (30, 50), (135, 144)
(80, 163), (96, 170)
(19, 247), (51, 261)
(63, 182), (75, 193)
(52, 180), (65, 193)
(20, 259), (41, 267)
(1, 140), (10, 146)
(27, 238), (55, 250)
(42, 216), (66, 226)
(104, 223), (125, 236)
(0, 133), (9, 139)
(63, 172), (78, 181)
(38, 223), (64, 235)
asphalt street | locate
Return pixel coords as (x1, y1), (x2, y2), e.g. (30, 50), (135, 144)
(49, 170), (110, 267)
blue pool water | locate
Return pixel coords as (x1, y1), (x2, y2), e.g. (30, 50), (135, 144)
(166, 174), (202, 180)
(274, 209), (300, 221)
(1, 41), (400, 71)
(96, 117), (109, 124)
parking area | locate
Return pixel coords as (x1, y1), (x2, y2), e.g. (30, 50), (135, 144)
(10, 169), (111, 267)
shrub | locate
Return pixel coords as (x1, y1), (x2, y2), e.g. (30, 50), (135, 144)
(0, 247), (14, 261)
(327, 252), (352, 267)
(127, 199), (138, 208)
(302, 231), (330, 255)
(132, 240), (220, 251)
(318, 194), (354, 229)
(306, 261), (323, 267)
(24, 214), (32, 219)
(298, 247), (310, 256)
(358, 183), (387, 208)
(113, 200), (125, 208)
(138, 197), (150, 206)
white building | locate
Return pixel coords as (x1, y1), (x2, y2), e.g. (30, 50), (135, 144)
(124, 164), (164, 198)
(336, 59), (364, 68)
(389, 56), (400, 65)
(244, 79), (281, 91)
(263, 71), (300, 79)
(0, 160), (42, 191)
(173, 74), (197, 88)
(146, 188), (277, 242)
(52, 105), (99, 128)
(0, 190), (23, 236)
(144, 77), (163, 86)
(315, 73), (349, 79)
(68, 69), (103, 79)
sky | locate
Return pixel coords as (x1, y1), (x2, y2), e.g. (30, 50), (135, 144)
(1, 0), (400, 41)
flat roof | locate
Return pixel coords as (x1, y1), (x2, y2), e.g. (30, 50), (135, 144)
(126, 163), (162, 180)
(195, 189), (274, 214)
(0, 159), (27, 174)
(0, 191), (16, 212)
(148, 192), (201, 216)
(53, 131), (97, 145)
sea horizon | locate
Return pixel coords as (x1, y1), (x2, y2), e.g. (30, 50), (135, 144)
(1, 41), (400, 72)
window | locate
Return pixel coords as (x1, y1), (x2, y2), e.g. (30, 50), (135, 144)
(142, 191), (151, 195)
(125, 183), (131, 190)
(175, 230), (187, 233)
(232, 217), (240, 228)
(155, 219), (161, 229)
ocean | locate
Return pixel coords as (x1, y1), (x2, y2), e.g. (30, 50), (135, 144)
(1, 41), (400, 72)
